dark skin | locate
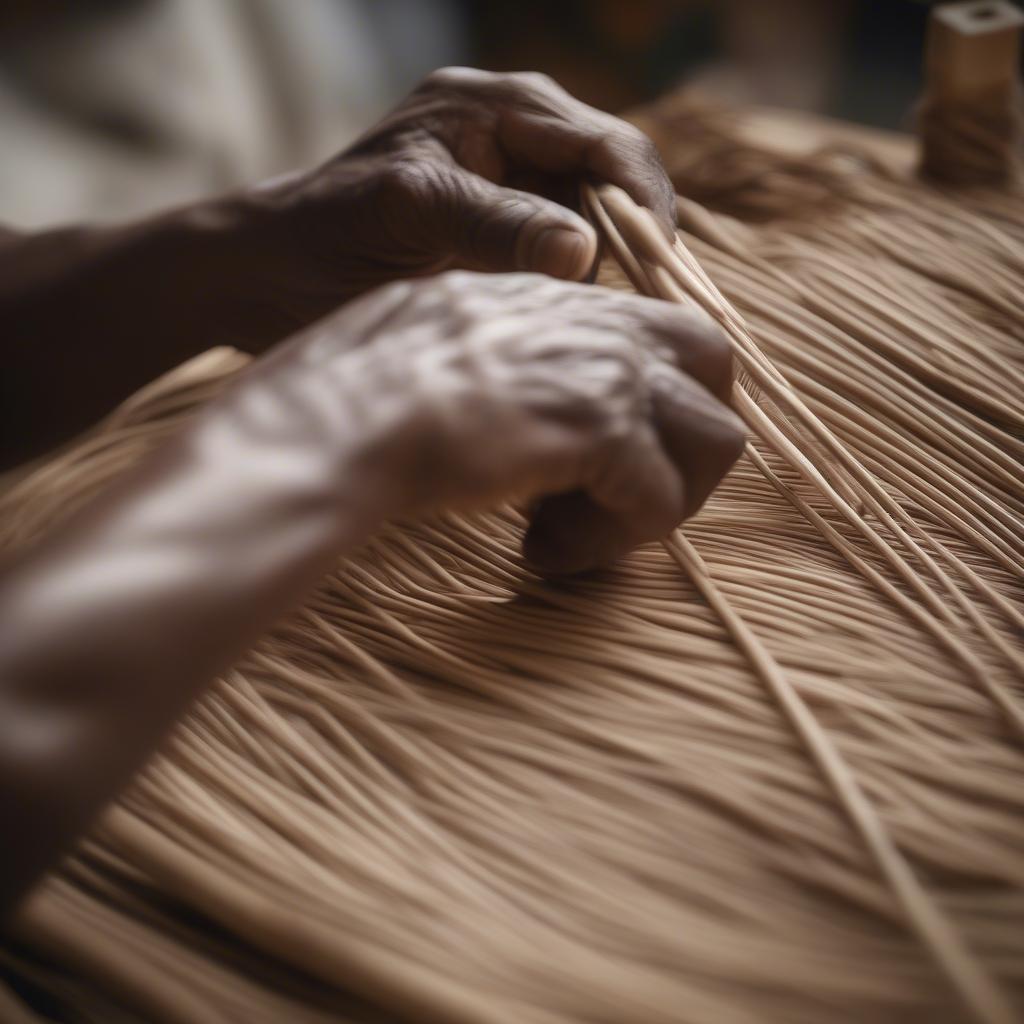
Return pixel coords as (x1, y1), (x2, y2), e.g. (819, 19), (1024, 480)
(1, 67), (676, 469)
(0, 69), (742, 918)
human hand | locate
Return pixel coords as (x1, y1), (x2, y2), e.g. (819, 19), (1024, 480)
(0, 68), (677, 469)
(261, 271), (742, 574)
(0, 270), (738, 906)
(256, 67), (675, 325)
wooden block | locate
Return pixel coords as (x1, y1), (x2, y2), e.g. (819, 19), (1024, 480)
(925, 1), (1024, 101)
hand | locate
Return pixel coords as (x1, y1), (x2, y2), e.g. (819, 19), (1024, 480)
(259, 67), (676, 322)
(261, 271), (743, 574)
(0, 68), (675, 468)
(0, 272), (738, 907)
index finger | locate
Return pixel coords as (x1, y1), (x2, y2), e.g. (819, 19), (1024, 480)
(644, 303), (735, 406)
(590, 289), (735, 405)
(487, 72), (677, 239)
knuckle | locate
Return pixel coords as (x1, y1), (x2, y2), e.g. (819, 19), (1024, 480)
(379, 278), (418, 308)
(644, 357), (682, 395)
(423, 66), (454, 86)
(422, 65), (474, 90)
(633, 128), (661, 162)
(661, 307), (735, 395)
(619, 120), (650, 148)
(591, 135), (619, 164)
(606, 358), (648, 419)
(401, 272), (473, 327)
(510, 69), (556, 92)
(567, 340), (644, 428)
(377, 159), (425, 201)
(434, 268), (477, 295)
(632, 301), (682, 343)
(594, 333), (642, 375)
(602, 123), (652, 163)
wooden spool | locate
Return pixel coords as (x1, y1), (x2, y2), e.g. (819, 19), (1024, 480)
(919, 0), (1024, 185)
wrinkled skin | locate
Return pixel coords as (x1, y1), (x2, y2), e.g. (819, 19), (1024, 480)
(258, 271), (742, 572)
(2, 68), (675, 468)
(320, 274), (740, 565)
(279, 66), (677, 297)
(0, 70), (741, 917)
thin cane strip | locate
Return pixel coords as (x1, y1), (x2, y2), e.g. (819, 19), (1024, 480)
(662, 532), (1017, 1024)
(2, 114), (1022, 1024)
(590, 183), (1024, 713)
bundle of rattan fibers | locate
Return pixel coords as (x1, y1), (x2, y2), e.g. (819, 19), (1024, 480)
(1, 104), (1023, 1024)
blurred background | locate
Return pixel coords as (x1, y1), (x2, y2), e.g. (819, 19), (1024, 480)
(0, 0), (1015, 227)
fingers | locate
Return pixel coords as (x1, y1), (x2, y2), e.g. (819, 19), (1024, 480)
(494, 77), (676, 239)
(524, 310), (744, 574)
(421, 67), (676, 239)
(524, 492), (642, 576)
(439, 170), (598, 280)
(328, 269), (741, 575)
(524, 424), (684, 575)
(640, 303), (735, 405)
(648, 362), (746, 518)
(583, 289), (735, 402)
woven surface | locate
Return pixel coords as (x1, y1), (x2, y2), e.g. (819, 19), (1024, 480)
(1, 99), (1022, 1024)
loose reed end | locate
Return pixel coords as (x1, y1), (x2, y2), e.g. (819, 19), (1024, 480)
(918, 0), (1024, 186)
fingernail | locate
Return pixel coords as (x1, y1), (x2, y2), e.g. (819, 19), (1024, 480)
(526, 227), (594, 280)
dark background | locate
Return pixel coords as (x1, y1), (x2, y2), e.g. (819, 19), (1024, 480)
(0, 0), (1020, 226)
(456, 0), (1023, 128)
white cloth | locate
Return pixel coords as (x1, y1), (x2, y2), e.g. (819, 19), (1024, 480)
(0, 0), (465, 227)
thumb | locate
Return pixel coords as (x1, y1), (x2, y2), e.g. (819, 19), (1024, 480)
(442, 170), (598, 280)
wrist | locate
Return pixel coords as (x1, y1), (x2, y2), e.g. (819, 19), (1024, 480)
(154, 189), (305, 353)
(203, 334), (406, 542)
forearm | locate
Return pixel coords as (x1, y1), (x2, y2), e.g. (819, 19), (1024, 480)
(0, 339), (391, 916)
(0, 262), (742, 918)
(0, 188), (314, 470)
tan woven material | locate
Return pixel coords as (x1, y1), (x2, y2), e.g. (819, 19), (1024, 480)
(1, 104), (1022, 1023)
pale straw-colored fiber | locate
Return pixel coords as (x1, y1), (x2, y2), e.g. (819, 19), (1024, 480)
(0, 105), (1022, 1024)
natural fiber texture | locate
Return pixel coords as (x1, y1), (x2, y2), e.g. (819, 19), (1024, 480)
(1, 105), (1022, 1024)
(918, 83), (1024, 186)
